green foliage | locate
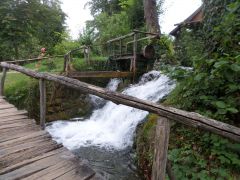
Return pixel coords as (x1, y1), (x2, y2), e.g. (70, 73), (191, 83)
(72, 57), (107, 71)
(4, 73), (32, 108)
(203, 0), (240, 55)
(86, 0), (121, 16)
(136, 114), (158, 180)
(78, 27), (96, 46)
(0, 0), (66, 60)
(24, 57), (64, 72)
(168, 125), (240, 179)
(168, 0), (240, 122)
(90, 11), (131, 45)
(119, 0), (145, 29)
(86, 0), (164, 55)
(53, 35), (80, 55)
(174, 26), (204, 67)
(165, 0), (240, 179)
(155, 35), (177, 65)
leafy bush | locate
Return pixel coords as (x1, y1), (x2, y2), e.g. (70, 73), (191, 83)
(165, 1), (240, 179)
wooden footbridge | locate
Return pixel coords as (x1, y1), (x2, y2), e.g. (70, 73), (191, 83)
(0, 96), (101, 180)
(63, 30), (159, 80)
(0, 61), (240, 180)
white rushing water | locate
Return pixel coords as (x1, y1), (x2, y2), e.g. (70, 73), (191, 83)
(47, 71), (175, 150)
(89, 78), (122, 108)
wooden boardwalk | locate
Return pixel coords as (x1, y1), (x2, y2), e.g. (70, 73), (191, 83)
(0, 96), (99, 180)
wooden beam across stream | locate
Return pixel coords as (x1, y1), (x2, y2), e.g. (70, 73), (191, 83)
(68, 71), (133, 78)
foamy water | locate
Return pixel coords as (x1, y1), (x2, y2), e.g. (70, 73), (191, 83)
(46, 71), (175, 150)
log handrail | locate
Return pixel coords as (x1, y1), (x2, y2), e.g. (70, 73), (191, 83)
(0, 62), (240, 143)
(4, 55), (64, 64)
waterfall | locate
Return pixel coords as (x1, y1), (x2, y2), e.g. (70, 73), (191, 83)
(46, 71), (175, 150)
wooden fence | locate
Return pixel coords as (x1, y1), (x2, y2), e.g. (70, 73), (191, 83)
(0, 62), (239, 180)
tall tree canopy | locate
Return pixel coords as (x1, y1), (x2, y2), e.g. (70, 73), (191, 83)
(85, 0), (162, 45)
(0, 0), (66, 60)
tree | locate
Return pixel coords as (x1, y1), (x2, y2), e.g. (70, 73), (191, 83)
(0, 0), (66, 60)
(86, 0), (121, 16)
(143, 0), (161, 34)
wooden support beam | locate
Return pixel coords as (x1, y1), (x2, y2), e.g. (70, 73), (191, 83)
(133, 29), (160, 36)
(132, 33), (138, 81)
(1, 62), (240, 143)
(126, 35), (158, 45)
(152, 117), (170, 180)
(5, 55), (64, 64)
(120, 40), (122, 55)
(39, 79), (46, 130)
(63, 55), (68, 72)
(0, 68), (7, 96)
(68, 71), (133, 78)
(107, 32), (135, 43)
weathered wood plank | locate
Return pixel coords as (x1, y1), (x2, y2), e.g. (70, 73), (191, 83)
(0, 130), (42, 143)
(0, 131), (48, 148)
(0, 68), (7, 96)
(0, 107), (19, 115)
(0, 99), (96, 179)
(0, 110), (27, 118)
(0, 148), (66, 175)
(0, 115), (28, 122)
(0, 104), (15, 110)
(5, 55), (64, 64)
(0, 150), (68, 179)
(0, 118), (35, 127)
(0, 141), (62, 168)
(151, 117), (170, 180)
(39, 79), (46, 130)
(68, 71), (133, 78)
(22, 160), (75, 180)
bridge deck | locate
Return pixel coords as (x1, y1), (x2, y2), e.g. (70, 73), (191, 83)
(68, 71), (133, 78)
(0, 96), (98, 180)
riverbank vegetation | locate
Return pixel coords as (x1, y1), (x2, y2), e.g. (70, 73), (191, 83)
(139, 0), (240, 179)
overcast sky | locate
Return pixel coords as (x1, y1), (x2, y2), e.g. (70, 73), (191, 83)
(61, 0), (202, 39)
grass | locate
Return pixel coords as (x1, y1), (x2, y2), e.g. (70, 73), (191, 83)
(3, 72), (36, 108)
(2, 57), (64, 103)
(2, 55), (107, 106)
(24, 57), (64, 72)
(72, 56), (108, 71)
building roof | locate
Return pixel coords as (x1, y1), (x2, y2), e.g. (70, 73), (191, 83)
(170, 5), (203, 36)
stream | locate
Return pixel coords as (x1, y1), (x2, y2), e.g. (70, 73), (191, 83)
(46, 71), (175, 179)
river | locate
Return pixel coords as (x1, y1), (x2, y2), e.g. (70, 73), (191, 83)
(46, 71), (175, 179)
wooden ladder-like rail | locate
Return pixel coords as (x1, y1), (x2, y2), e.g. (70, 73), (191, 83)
(1, 62), (240, 180)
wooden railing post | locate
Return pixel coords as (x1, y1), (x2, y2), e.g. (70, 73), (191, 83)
(133, 33), (137, 71)
(120, 39), (122, 55)
(152, 117), (170, 180)
(39, 79), (46, 130)
(0, 68), (7, 96)
(63, 54), (68, 72)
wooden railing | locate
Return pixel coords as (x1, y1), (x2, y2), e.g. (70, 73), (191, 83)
(63, 46), (90, 73)
(0, 62), (239, 180)
(4, 55), (64, 66)
(106, 30), (160, 79)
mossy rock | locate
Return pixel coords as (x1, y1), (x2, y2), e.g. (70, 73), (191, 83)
(135, 114), (159, 180)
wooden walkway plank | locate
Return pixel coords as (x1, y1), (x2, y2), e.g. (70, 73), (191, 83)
(0, 110), (28, 118)
(0, 97), (98, 180)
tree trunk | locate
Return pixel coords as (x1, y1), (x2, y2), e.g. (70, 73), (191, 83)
(143, 0), (161, 34)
